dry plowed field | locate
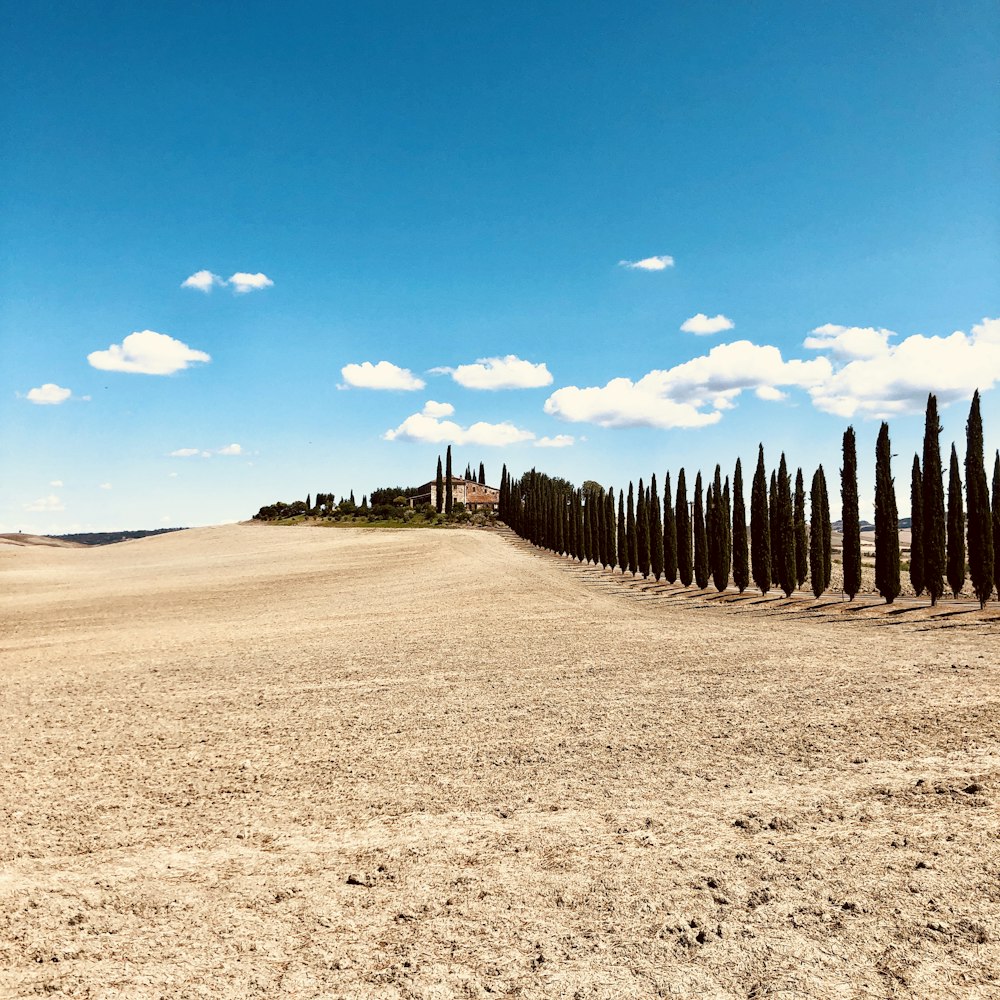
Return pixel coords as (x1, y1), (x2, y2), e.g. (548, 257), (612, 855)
(1, 524), (998, 999)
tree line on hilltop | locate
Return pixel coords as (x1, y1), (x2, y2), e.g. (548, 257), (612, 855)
(500, 392), (1000, 608)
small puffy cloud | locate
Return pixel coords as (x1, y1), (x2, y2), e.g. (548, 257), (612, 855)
(437, 355), (553, 390)
(680, 313), (735, 336)
(168, 472), (179, 478)
(421, 400), (455, 418)
(535, 434), (574, 448)
(341, 360), (425, 390)
(756, 385), (788, 402)
(384, 409), (535, 447)
(26, 383), (72, 405)
(88, 330), (211, 375)
(24, 494), (64, 512)
(181, 270), (224, 292)
(544, 340), (832, 430)
(49, 480), (63, 487)
(809, 316), (1000, 418)
(228, 272), (273, 293)
(170, 448), (202, 457)
(217, 443), (242, 455)
(618, 255), (675, 271)
(99, 483), (112, 490)
(803, 323), (892, 360)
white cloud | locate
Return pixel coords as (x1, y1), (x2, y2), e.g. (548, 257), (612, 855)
(168, 472), (179, 478)
(24, 494), (64, 512)
(216, 443), (242, 455)
(680, 313), (735, 336)
(49, 480), (63, 487)
(26, 383), (72, 405)
(543, 340), (832, 430)
(88, 330), (211, 375)
(384, 410), (536, 447)
(618, 255), (675, 271)
(436, 355), (553, 390)
(181, 270), (224, 292)
(535, 435), (575, 448)
(756, 385), (788, 401)
(803, 323), (892, 360)
(228, 272), (273, 293)
(170, 448), (202, 457)
(808, 316), (1000, 418)
(341, 360), (425, 390)
(99, 483), (112, 490)
(421, 400), (455, 418)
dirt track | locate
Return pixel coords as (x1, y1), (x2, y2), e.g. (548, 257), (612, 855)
(1, 524), (997, 999)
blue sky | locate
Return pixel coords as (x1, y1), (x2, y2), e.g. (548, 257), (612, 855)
(3, 1), (998, 532)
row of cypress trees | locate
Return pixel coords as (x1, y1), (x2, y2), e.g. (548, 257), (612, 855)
(500, 391), (999, 606)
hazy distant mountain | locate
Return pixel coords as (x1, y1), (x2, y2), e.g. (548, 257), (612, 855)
(831, 518), (910, 533)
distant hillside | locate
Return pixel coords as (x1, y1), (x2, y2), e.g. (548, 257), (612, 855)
(832, 518), (910, 533)
(50, 528), (188, 546)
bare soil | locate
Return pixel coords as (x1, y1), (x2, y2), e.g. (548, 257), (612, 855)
(1, 524), (997, 999)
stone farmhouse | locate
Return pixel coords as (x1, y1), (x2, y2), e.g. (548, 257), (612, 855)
(409, 476), (500, 512)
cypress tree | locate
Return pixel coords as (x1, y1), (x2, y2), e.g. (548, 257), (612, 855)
(993, 452), (1000, 599)
(722, 476), (732, 590)
(705, 481), (716, 581)
(965, 392), (994, 608)
(841, 427), (861, 600)
(732, 458), (749, 594)
(922, 394), (947, 605)
(649, 474), (664, 581)
(821, 467), (833, 592)
(676, 469), (692, 586)
(794, 468), (808, 588)
(710, 465), (730, 592)
(750, 445), (771, 594)
(769, 470), (780, 589)
(626, 482), (638, 576)
(445, 446), (454, 514)
(479, 461), (486, 485)
(436, 457), (444, 513)
(583, 490), (593, 563)
(776, 454), (796, 597)
(946, 444), (966, 598)
(809, 468), (827, 598)
(874, 422), (901, 604)
(910, 456), (924, 596)
(306, 493), (311, 511)
(604, 486), (618, 569)
(617, 489), (627, 573)
(693, 472), (709, 589)
(636, 478), (650, 578)
(663, 473), (677, 583)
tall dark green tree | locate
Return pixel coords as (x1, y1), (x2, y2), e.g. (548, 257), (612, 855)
(769, 470), (780, 589)
(604, 486), (618, 569)
(663, 473), (678, 583)
(874, 422), (901, 604)
(750, 445), (771, 594)
(693, 472), (709, 588)
(965, 392), (994, 608)
(841, 427), (861, 600)
(626, 482), (638, 575)
(909, 456), (924, 596)
(809, 467), (828, 598)
(732, 458), (749, 594)
(445, 446), (454, 514)
(993, 451), (1000, 599)
(649, 474), (664, 581)
(676, 469), (692, 586)
(435, 456), (444, 513)
(793, 468), (808, 589)
(922, 394), (947, 605)
(821, 467), (833, 592)
(946, 444), (966, 598)
(306, 493), (312, 511)
(776, 454), (796, 597)
(636, 478), (650, 578)
(478, 461), (486, 485)
(709, 464), (730, 592)
(583, 489), (594, 564)
(617, 489), (627, 573)
(705, 480), (715, 582)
